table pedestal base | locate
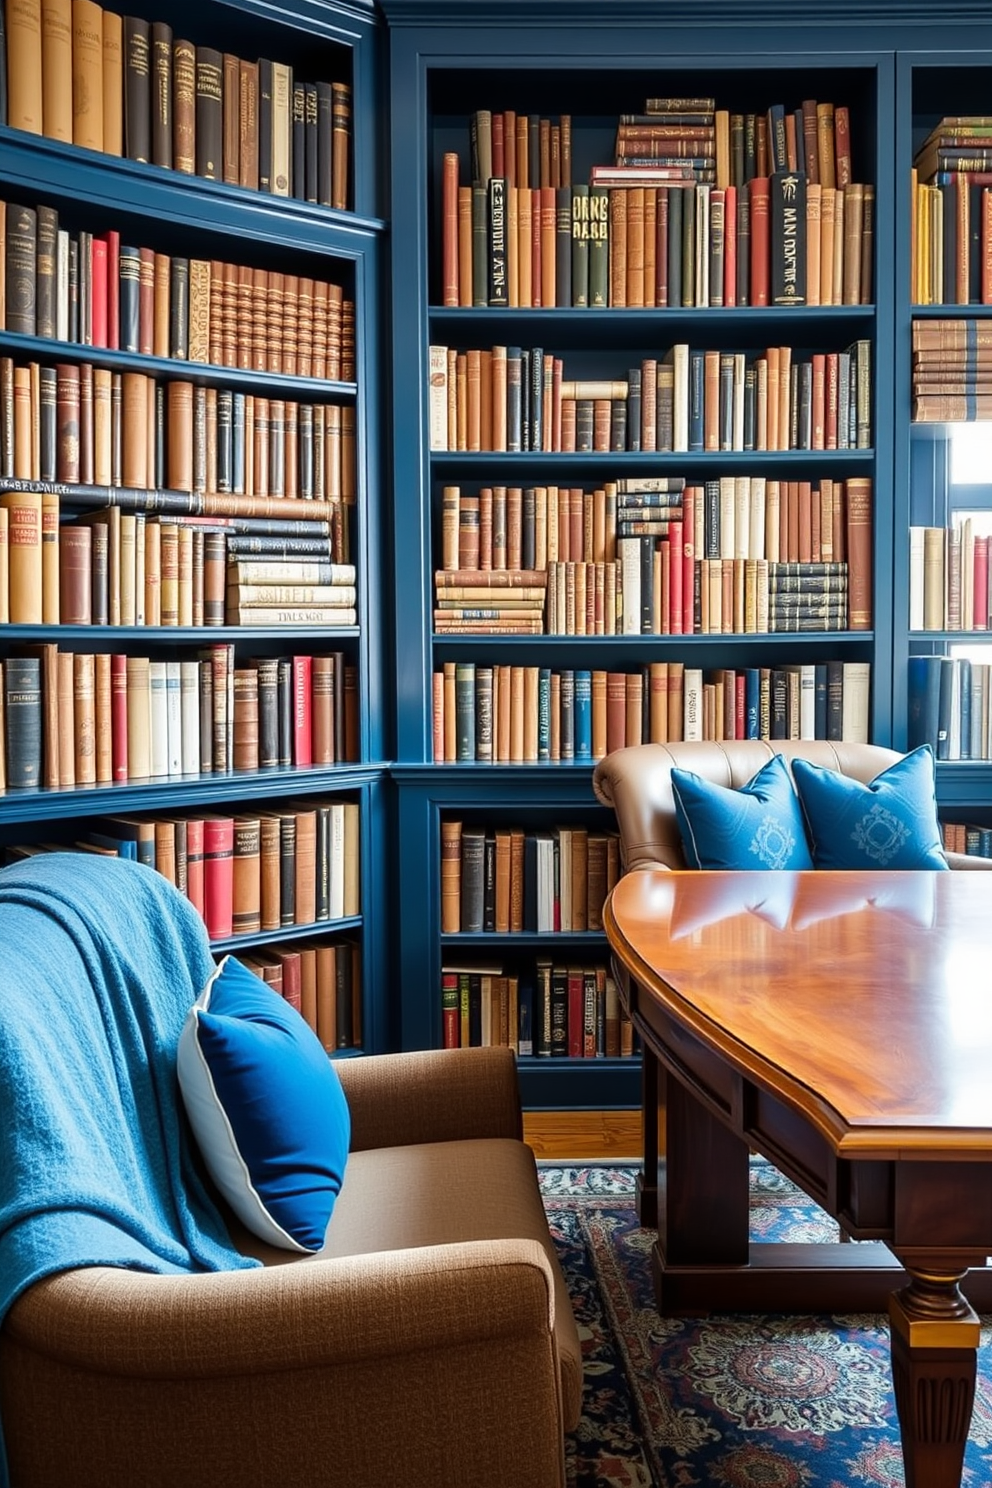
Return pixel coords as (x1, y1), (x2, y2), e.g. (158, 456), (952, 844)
(889, 1270), (980, 1488)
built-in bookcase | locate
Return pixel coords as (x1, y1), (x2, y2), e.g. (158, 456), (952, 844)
(893, 47), (992, 849)
(0, 0), (389, 1059)
(383, 1), (992, 1111)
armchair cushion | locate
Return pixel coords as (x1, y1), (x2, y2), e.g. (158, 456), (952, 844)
(792, 744), (948, 871)
(177, 955), (351, 1253)
(671, 753), (814, 871)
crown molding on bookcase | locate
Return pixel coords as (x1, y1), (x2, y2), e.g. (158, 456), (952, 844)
(377, 0), (992, 27)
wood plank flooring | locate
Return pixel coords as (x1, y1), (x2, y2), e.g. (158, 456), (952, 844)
(523, 1108), (642, 1160)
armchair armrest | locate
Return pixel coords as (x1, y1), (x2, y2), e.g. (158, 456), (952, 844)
(335, 1045), (523, 1151)
(945, 850), (992, 870)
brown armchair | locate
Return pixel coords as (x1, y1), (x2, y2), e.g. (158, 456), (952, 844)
(592, 739), (992, 873)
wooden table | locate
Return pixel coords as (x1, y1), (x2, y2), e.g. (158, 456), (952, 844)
(604, 868), (992, 1488)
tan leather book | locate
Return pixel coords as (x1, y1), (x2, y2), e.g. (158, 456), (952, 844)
(124, 655), (150, 779)
(239, 59), (259, 190)
(0, 508), (9, 625)
(41, 0), (72, 140)
(311, 655), (335, 763)
(222, 53), (239, 184)
(845, 476), (873, 631)
(73, 650), (96, 784)
(188, 259), (210, 364)
(54, 647), (74, 786)
(222, 260), (238, 367)
(100, 7), (122, 154)
(152, 252), (169, 358)
(39, 490), (59, 623)
(314, 942), (337, 1053)
(231, 815), (261, 934)
(297, 276), (314, 379)
(7, 0), (44, 134)
(283, 273), (300, 377)
(12, 365), (31, 478)
(92, 649), (112, 782)
(330, 81), (350, 211)
(294, 807), (317, 926)
(207, 259), (224, 364)
(232, 667), (259, 771)
(143, 519), (161, 625)
(71, 0), (104, 151)
(343, 801), (360, 918)
(121, 371), (147, 488)
(439, 818), (462, 933)
(295, 943), (317, 1035)
(311, 279), (329, 380)
(159, 522), (178, 625)
(258, 813), (281, 930)
(172, 38), (196, 173)
(570, 826), (589, 931)
(167, 380), (193, 493)
(91, 365), (112, 484)
(0, 490), (43, 622)
(265, 269), (285, 375)
(234, 264), (251, 370)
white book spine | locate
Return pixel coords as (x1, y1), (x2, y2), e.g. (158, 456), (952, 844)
(56, 231), (70, 342)
(683, 667), (704, 741)
(908, 525), (925, 631)
(329, 801), (346, 920)
(180, 661), (200, 775)
(165, 660), (182, 777)
(428, 344), (450, 451)
(841, 660), (871, 744)
(149, 660), (169, 778)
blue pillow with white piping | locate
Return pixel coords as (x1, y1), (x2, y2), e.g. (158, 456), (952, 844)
(671, 752), (814, 872)
(177, 954), (350, 1252)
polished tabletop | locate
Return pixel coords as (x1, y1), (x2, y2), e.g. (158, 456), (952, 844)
(606, 869), (992, 1156)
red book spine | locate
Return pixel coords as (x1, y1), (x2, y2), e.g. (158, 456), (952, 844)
(280, 953), (302, 1012)
(91, 238), (108, 350)
(825, 352), (839, 449)
(682, 485), (697, 635)
(442, 151), (460, 308)
(567, 968), (584, 1058)
(105, 230), (121, 351)
(203, 815), (234, 939)
(749, 176), (770, 308)
(723, 183), (737, 307)
(293, 654), (313, 766)
(185, 818), (205, 918)
(668, 518), (683, 635)
(974, 535), (989, 629)
(111, 653), (128, 781)
(735, 673), (746, 738)
(442, 971), (460, 1049)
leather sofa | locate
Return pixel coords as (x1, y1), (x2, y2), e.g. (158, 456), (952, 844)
(592, 739), (992, 873)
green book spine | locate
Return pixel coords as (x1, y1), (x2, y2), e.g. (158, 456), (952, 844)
(588, 186), (609, 307)
(570, 185), (589, 306)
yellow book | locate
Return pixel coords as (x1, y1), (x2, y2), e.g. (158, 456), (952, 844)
(71, 0), (104, 152)
(41, 0), (72, 141)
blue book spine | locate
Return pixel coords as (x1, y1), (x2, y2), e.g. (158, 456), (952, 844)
(907, 655), (943, 752)
(574, 670), (592, 760)
(744, 667), (761, 739)
(559, 669), (575, 760)
(517, 976), (534, 1056)
(688, 350), (705, 452)
(537, 668), (551, 760)
(814, 663), (828, 739)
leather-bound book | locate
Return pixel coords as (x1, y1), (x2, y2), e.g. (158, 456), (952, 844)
(314, 942), (337, 1053)
(222, 52), (239, 184)
(73, 650), (96, 783)
(271, 61), (291, 196)
(71, 0), (103, 151)
(166, 378), (193, 493)
(439, 817), (462, 932)
(294, 807), (317, 926)
(187, 258), (210, 364)
(6, 204), (37, 334)
(304, 83), (318, 203)
(121, 370), (148, 489)
(297, 276), (313, 378)
(78, 360), (94, 482)
(169, 256), (189, 359)
(41, 0), (72, 141)
(315, 81), (332, 206)
(152, 251), (169, 357)
(4, 656), (43, 788)
(123, 14), (150, 162)
(150, 19), (172, 168)
(7, 0), (44, 134)
(232, 816), (262, 935)
(343, 801), (360, 916)
(297, 945), (317, 1034)
(92, 365), (112, 484)
(330, 81), (350, 210)
(60, 521), (92, 623)
(172, 38), (195, 173)
(12, 365), (31, 477)
(41, 488), (59, 621)
(90, 233), (108, 346)
(202, 814), (235, 939)
(311, 653), (335, 763)
(38, 364), (57, 481)
(137, 245), (154, 353)
(222, 261), (237, 366)
(109, 652), (127, 781)
(258, 813), (281, 930)
(0, 509), (8, 624)
(238, 59), (259, 190)
(101, 8), (122, 154)
(254, 656), (279, 767)
(194, 46), (222, 179)
(0, 490), (43, 621)
(119, 245), (140, 352)
(257, 58), (273, 192)
(232, 666), (259, 771)
(278, 811), (296, 925)
(291, 81), (305, 198)
(124, 654), (150, 778)
(93, 649), (111, 782)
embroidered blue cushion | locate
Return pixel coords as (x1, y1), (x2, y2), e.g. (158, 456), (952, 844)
(177, 954), (351, 1252)
(671, 753), (814, 872)
(791, 745), (948, 872)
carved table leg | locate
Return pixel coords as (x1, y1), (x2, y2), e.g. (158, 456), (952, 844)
(889, 1267), (980, 1488)
(636, 1039), (659, 1227)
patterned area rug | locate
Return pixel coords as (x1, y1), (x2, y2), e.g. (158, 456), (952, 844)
(540, 1160), (992, 1488)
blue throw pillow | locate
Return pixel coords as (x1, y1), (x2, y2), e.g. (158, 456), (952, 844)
(177, 954), (351, 1252)
(791, 745), (948, 871)
(671, 753), (814, 871)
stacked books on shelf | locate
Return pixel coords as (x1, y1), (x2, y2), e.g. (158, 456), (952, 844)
(235, 937), (361, 1052)
(911, 117), (992, 305)
(909, 518), (991, 631)
(911, 318), (992, 421)
(428, 342), (872, 453)
(907, 652), (991, 761)
(440, 959), (632, 1060)
(4, 3), (352, 207)
(433, 658), (872, 762)
(435, 474), (872, 637)
(441, 95), (872, 309)
(0, 643), (358, 791)
(941, 821), (992, 858)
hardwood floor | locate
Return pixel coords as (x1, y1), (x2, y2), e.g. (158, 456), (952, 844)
(523, 1108), (642, 1161)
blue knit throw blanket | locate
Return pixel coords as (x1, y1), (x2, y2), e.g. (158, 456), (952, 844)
(0, 853), (257, 1485)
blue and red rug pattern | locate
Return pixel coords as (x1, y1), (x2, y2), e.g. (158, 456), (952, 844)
(541, 1161), (992, 1488)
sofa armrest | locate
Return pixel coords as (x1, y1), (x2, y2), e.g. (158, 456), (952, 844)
(945, 850), (992, 870)
(335, 1045), (524, 1151)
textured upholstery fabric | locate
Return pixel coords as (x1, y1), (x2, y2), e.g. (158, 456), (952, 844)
(0, 1044), (575, 1488)
(593, 739), (992, 874)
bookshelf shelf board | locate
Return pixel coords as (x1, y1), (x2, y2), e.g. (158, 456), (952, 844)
(442, 932), (607, 951)
(432, 631), (876, 656)
(429, 450), (875, 474)
(0, 129), (385, 260)
(0, 626), (361, 644)
(429, 304), (877, 352)
(909, 630), (992, 640)
(0, 765), (384, 825)
(517, 1058), (641, 1111)
(934, 762), (992, 805)
(211, 914), (363, 953)
(910, 304), (992, 319)
(0, 334), (357, 401)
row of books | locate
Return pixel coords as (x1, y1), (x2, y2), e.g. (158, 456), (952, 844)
(910, 318), (992, 422)
(440, 474), (870, 574)
(4, 0), (351, 207)
(443, 172), (873, 312)
(440, 960), (634, 1061)
(912, 116), (992, 185)
(907, 654), (992, 762)
(436, 556), (856, 638)
(941, 821), (992, 858)
(432, 659), (872, 762)
(0, 491), (355, 625)
(909, 522), (991, 632)
(910, 178), (992, 307)
(0, 644), (358, 791)
(428, 342), (873, 454)
(2, 799), (361, 937)
(235, 938), (362, 1054)
(0, 360), (358, 501)
(1, 200), (354, 381)
(439, 820), (621, 935)
(465, 95), (855, 197)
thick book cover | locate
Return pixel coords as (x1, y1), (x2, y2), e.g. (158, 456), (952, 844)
(770, 170), (807, 304)
(123, 15), (150, 162)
